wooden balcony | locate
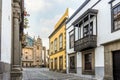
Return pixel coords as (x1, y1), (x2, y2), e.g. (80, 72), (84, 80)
(74, 35), (97, 51)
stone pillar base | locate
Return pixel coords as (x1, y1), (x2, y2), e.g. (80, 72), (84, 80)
(10, 65), (22, 80)
(104, 75), (113, 80)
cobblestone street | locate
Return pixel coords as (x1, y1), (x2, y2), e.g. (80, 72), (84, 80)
(23, 68), (94, 80)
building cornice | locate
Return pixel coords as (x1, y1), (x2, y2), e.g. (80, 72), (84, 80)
(49, 49), (65, 56)
(48, 18), (67, 38)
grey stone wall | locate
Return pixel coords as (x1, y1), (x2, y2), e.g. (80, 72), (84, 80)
(0, 61), (10, 73)
(0, 61), (10, 80)
(104, 40), (120, 80)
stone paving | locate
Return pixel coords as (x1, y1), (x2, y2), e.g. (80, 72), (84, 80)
(23, 68), (95, 80)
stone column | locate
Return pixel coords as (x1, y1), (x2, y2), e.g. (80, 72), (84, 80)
(11, 0), (22, 80)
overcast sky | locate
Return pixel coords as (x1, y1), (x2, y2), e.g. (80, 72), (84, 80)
(24, 0), (85, 49)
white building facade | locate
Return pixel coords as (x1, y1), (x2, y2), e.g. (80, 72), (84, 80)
(66, 0), (120, 80)
(0, 0), (12, 77)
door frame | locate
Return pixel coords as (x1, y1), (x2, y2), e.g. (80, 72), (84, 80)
(82, 49), (95, 75)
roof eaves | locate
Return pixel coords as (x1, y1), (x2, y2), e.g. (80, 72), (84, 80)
(66, 0), (90, 24)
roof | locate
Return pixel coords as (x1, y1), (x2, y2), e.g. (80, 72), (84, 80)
(49, 8), (69, 38)
(72, 9), (98, 25)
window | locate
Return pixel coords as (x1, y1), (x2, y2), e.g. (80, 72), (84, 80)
(25, 56), (28, 59)
(50, 42), (53, 54)
(54, 39), (57, 52)
(69, 33), (74, 48)
(59, 34), (63, 49)
(83, 22), (93, 37)
(85, 53), (92, 70)
(37, 46), (39, 50)
(113, 4), (120, 31)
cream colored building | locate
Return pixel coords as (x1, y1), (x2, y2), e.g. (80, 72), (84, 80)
(22, 34), (46, 67)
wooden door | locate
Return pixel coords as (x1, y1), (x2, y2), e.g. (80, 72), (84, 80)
(69, 56), (76, 73)
(54, 58), (57, 70)
(59, 56), (63, 71)
(113, 50), (120, 80)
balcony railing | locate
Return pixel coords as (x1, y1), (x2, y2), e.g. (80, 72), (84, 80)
(74, 35), (97, 51)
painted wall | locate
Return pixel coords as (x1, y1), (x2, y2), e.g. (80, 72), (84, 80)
(1, 0), (11, 63)
(49, 50), (66, 70)
(0, 0), (2, 60)
(66, 25), (74, 72)
(49, 9), (69, 71)
(49, 24), (66, 70)
(50, 25), (66, 54)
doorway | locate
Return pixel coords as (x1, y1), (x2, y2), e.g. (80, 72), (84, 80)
(113, 50), (120, 80)
(59, 56), (63, 71)
(54, 58), (57, 70)
(69, 56), (76, 73)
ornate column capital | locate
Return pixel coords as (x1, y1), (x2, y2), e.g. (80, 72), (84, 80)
(13, 2), (21, 19)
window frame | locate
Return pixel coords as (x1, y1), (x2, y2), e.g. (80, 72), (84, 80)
(69, 33), (74, 49)
(59, 34), (63, 50)
(112, 2), (120, 32)
(82, 49), (95, 75)
(54, 38), (57, 52)
(83, 21), (93, 37)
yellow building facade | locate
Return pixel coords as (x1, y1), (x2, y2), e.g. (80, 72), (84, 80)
(49, 9), (68, 72)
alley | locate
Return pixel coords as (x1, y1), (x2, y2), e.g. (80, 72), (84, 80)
(23, 68), (94, 80)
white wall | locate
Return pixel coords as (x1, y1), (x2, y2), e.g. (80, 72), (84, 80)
(95, 46), (104, 67)
(77, 52), (82, 68)
(66, 25), (74, 73)
(1, 0), (12, 63)
(66, 25), (74, 54)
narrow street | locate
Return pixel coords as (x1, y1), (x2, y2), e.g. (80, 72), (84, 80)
(23, 68), (93, 80)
